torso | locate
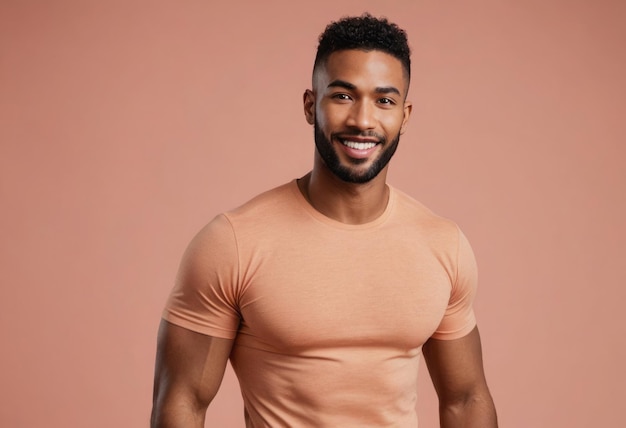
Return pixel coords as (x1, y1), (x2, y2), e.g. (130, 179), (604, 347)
(223, 181), (463, 427)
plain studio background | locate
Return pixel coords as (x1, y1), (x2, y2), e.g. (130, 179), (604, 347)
(1, 1), (624, 427)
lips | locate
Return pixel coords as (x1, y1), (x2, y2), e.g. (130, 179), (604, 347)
(336, 137), (380, 159)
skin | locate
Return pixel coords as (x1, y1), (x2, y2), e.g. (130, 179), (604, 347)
(151, 321), (234, 427)
(300, 49), (412, 224)
(151, 48), (497, 427)
(423, 327), (498, 427)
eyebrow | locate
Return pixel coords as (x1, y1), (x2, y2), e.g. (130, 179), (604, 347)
(327, 79), (401, 96)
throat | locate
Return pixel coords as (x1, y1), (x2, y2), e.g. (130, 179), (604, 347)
(297, 172), (390, 225)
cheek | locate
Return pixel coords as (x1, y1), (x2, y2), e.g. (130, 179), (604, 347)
(314, 106), (335, 131)
(317, 103), (350, 129)
(381, 113), (406, 135)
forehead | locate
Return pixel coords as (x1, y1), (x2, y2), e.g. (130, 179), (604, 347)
(314, 49), (408, 94)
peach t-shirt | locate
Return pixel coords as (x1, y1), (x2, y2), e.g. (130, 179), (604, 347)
(164, 180), (477, 427)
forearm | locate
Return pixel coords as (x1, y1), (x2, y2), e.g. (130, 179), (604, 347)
(439, 392), (497, 428)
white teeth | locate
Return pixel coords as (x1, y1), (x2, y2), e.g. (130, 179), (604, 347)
(343, 141), (376, 150)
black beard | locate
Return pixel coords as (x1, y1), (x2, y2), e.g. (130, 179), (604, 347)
(314, 120), (400, 184)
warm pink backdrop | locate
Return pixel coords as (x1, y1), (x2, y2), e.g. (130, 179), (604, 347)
(1, 1), (624, 427)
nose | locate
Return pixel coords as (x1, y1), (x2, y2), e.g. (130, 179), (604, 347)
(347, 100), (375, 130)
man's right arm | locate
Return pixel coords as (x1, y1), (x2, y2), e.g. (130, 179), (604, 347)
(151, 320), (234, 428)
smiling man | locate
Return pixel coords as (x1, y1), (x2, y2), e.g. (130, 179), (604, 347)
(152, 14), (497, 428)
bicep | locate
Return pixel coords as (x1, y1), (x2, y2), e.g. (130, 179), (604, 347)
(152, 319), (234, 425)
(422, 326), (489, 402)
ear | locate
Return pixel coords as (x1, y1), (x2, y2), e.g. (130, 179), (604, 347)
(303, 89), (315, 125)
(400, 100), (413, 135)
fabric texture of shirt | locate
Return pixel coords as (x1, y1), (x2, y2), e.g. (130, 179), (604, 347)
(163, 180), (478, 427)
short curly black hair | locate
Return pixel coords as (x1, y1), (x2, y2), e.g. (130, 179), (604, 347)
(314, 13), (411, 81)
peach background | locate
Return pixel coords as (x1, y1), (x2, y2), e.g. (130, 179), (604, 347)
(1, 1), (625, 427)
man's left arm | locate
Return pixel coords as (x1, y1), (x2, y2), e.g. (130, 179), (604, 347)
(423, 326), (497, 428)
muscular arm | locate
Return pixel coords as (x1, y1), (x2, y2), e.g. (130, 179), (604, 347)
(423, 326), (497, 428)
(151, 320), (234, 428)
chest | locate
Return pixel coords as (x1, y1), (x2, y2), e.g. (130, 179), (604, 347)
(235, 232), (453, 354)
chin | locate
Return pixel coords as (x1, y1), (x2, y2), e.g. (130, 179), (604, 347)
(314, 124), (400, 184)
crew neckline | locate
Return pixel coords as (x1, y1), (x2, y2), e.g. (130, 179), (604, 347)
(288, 179), (395, 230)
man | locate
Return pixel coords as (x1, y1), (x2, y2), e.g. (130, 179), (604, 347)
(151, 14), (497, 428)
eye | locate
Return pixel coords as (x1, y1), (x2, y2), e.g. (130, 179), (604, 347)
(332, 93), (352, 101)
(378, 97), (396, 106)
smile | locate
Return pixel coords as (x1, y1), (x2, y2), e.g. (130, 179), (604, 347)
(340, 140), (378, 150)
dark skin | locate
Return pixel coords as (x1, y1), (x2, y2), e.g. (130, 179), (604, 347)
(151, 321), (234, 428)
(301, 50), (411, 224)
(151, 49), (497, 427)
(423, 327), (498, 427)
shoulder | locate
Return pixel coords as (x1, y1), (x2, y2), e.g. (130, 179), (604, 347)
(390, 186), (461, 241)
(188, 182), (296, 250)
(389, 187), (476, 278)
(225, 181), (299, 222)
(200, 180), (306, 245)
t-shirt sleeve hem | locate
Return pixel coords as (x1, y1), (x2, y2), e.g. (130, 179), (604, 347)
(429, 318), (477, 341)
(162, 312), (238, 340)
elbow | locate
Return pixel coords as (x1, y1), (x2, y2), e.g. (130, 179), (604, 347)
(151, 390), (208, 428)
(439, 388), (498, 427)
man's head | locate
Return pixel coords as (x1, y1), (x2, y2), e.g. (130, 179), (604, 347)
(304, 14), (412, 184)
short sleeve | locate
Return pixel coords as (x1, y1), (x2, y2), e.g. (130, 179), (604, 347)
(162, 214), (241, 339)
(430, 227), (478, 340)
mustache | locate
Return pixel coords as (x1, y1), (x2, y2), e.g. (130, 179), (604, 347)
(332, 130), (386, 142)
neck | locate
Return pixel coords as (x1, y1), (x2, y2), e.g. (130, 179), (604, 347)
(297, 160), (390, 225)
